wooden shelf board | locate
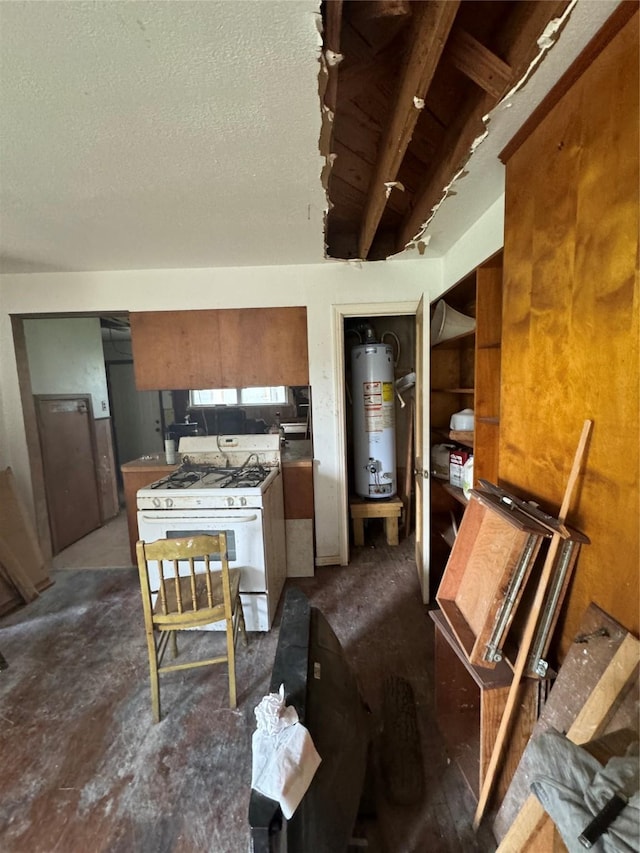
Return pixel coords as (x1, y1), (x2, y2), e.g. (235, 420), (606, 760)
(430, 611), (513, 689)
(433, 391), (474, 398)
(440, 482), (468, 506)
(449, 429), (473, 445)
(432, 329), (475, 348)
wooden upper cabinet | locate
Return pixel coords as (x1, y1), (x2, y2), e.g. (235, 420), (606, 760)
(219, 307), (309, 387)
(130, 310), (223, 390)
(130, 307), (309, 390)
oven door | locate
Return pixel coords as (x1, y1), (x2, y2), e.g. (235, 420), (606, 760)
(136, 508), (266, 592)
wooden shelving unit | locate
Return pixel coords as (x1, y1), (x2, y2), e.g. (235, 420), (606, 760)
(429, 251), (503, 579)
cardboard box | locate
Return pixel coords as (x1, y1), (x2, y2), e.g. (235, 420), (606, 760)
(449, 449), (471, 487)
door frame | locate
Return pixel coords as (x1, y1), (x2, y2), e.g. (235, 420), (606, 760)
(332, 300), (421, 566)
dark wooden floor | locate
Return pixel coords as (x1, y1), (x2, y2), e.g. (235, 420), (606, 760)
(0, 517), (497, 852)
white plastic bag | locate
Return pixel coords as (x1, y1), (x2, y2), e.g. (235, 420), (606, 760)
(251, 684), (322, 820)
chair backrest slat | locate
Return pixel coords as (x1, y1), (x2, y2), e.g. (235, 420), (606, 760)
(203, 554), (214, 608)
(157, 563), (168, 615)
(187, 556), (198, 611)
(173, 558), (183, 613)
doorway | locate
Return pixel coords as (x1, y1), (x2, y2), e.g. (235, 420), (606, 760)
(106, 361), (164, 483)
(13, 313), (153, 564)
(333, 300), (421, 569)
(343, 314), (416, 518)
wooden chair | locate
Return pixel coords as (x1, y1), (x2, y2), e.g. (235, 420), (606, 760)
(136, 533), (247, 723)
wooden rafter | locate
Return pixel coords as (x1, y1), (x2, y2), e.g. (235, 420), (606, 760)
(396, 89), (491, 252)
(448, 28), (512, 99)
(350, 0), (411, 20)
(396, 0), (570, 253)
(357, 0), (460, 260)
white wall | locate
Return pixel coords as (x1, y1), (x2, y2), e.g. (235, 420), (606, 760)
(0, 199), (504, 564)
(24, 317), (110, 417)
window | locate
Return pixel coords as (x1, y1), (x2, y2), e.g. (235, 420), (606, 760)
(189, 386), (289, 407)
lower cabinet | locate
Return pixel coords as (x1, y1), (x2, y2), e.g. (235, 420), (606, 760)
(281, 448), (314, 577)
(121, 457), (178, 564)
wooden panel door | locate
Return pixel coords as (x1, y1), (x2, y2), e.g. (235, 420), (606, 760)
(414, 296), (431, 603)
(35, 396), (102, 554)
(107, 361), (163, 467)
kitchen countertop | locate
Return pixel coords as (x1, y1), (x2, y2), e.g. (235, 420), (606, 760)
(281, 440), (313, 467)
(120, 454), (178, 473)
(122, 443), (313, 471)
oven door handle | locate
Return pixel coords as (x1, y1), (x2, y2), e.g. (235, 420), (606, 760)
(139, 513), (259, 523)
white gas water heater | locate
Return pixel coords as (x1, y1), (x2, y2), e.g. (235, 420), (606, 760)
(351, 340), (397, 499)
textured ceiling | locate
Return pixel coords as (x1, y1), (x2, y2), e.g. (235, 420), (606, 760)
(0, 0), (622, 274)
(0, 0), (326, 273)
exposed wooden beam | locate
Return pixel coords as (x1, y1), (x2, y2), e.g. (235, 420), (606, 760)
(350, 0), (412, 20)
(357, 0), (460, 259)
(396, 89), (490, 252)
(396, 0), (571, 252)
(448, 28), (512, 99)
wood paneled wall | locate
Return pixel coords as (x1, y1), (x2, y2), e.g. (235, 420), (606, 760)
(500, 12), (639, 654)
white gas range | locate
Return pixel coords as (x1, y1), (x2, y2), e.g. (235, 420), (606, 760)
(136, 435), (287, 631)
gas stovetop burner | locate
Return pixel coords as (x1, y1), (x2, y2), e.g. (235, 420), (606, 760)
(214, 466), (270, 489)
(150, 469), (205, 489)
(150, 461), (271, 491)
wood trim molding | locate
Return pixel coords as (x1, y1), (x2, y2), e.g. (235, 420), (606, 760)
(500, 1), (639, 164)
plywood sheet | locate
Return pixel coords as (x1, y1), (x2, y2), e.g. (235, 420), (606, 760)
(500, 10), (639, 649)
(0, 468), (52, 614)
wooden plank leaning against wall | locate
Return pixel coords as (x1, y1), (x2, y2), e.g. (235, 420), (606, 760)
(499, 7), (639, 655)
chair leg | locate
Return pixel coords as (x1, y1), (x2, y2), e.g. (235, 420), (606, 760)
(238, 598), (248, 647)
(147, 629), (161, 724)
(226, 616), (237, 709)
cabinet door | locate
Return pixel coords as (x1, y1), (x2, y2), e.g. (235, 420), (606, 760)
(219, 307), (309, 387)
(130, 307), (309, 390)
(131, 310), (222, 390)
(282, 465), (314, 519)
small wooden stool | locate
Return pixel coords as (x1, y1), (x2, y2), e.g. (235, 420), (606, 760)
(350, 495), (403, 547)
